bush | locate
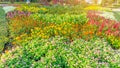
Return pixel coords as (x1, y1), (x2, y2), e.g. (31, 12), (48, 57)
(107, 35), (120, 49)
(16, 5), (47, 13)
(0, 37), (119, 68)
(16, 5), (85, 14)
(44, 5), (85, 14)
(8, 15), (42, 38)
(31, 13), (88, 24)
(0, 36), (8, 53)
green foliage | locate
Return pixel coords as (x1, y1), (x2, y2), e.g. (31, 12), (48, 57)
(0, 7), (8, 53)
(1, 4), (120, 68)
(0, 37), (119, 68)
(44, 5), (85, 14)
(16, 5), (47, 13)
(31, 13), (87, 24)
(16, 5), (85, 14)
(107, 35), (120, 49)
(0, 36), (8, 53)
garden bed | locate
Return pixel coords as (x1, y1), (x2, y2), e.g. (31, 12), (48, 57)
(0, 4), (120, 68)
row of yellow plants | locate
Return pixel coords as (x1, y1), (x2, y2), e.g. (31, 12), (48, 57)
(84, 5), (111, 11)
(14, 22), (101, 46)
(16, 5), (47, 13)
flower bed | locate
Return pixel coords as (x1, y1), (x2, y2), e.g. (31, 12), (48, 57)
(0, 5), (120, 67)
(0, 37), (119, 68)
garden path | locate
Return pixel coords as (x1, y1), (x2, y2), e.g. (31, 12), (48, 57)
(112, 8), (120, 12)
(97, 7), (120, 22)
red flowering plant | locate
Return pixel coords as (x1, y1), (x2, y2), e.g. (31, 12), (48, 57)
(87, 11), (120, 49)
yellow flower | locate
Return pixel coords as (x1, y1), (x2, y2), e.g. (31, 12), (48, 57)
(15, 37), (21, 40)
(62, 31), (67, 34)
(41, 8), (47, 11)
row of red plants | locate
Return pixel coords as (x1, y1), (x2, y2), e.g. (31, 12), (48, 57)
(87, 11), (120, 38)
(87, 11), (120, 49)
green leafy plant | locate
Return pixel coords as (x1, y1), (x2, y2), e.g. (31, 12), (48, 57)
(107, 35), (120, 49)
(31, 13), (88, 24)
(0, 37), (119, 68)
(0, 36), (8, 53)
(16, 5), (47, 13)
(44, 5), (85, 14)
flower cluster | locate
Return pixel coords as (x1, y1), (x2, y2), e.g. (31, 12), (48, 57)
(87, 11), (120, 49)
(6, 10), (31, 19)
(8, 15), (42, 38)
(28, 22), (81, 41)
(1, 37), (119, 68)
(87, 11), (120, 37)
(16, 5), (47, 13)
(84, 5), (111, 11)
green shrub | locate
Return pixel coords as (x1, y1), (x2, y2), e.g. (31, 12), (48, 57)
(0, 37), (119, 68)
(107, 35), (120, 49)
(16, 5), (47, 13)
(31, 13), (88, 24)
(0, 36), (8, 53)
(44, 5), (85, 14)
(16, 5), (85, 14)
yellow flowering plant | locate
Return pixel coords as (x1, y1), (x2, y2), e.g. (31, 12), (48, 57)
(16, 5), (47, 13)
(80, 23), (98, 40)
(21, 22), (82, 42)
(107, 35), (120, 49)
(84, 5), (111, 11)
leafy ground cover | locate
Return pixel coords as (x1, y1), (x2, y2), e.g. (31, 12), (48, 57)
(0, 37), (120, 68)
(0, 4), (120, 68)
